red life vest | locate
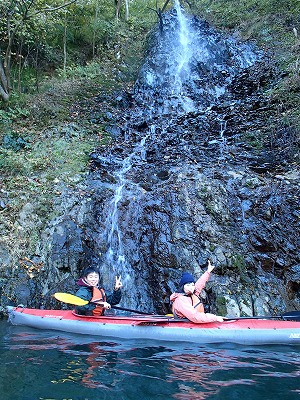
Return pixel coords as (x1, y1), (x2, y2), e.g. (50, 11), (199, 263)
(91, 287), (106, 316)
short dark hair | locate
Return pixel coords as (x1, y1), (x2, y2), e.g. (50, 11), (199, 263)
(81, 266), (100, 278)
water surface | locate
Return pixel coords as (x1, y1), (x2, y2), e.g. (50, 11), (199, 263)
(1, 320), (299, 400)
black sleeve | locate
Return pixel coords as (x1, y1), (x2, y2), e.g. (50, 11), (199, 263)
(74, 287), (95, 314)
(106, 289), (122, 305)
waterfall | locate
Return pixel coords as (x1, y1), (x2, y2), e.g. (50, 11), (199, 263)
(175, 2), (190, 76)
(104, 155), (133, 271)
(173, 0), (194, 112)
(100, 134), (150, 308)
(139, 0), (199, 113)
(89, 2), (264, 311)
(137, 1), (262, 115)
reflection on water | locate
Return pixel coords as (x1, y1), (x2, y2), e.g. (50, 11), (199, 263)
(1, 321), (300, 400)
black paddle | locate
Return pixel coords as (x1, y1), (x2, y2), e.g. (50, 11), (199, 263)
(225, 311), (300, 322)
(108, 305), (153, 315)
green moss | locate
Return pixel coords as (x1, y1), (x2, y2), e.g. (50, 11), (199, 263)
(231, 254), (246, 270)
(215, 296), (227, 315)
(238, 131), (264, 149)
(231, 254), (252, 284)
(209, 244), (216, 252)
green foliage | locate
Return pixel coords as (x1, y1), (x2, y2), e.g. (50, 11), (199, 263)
(0, 124), (98, 177)
(231, 254), (246, 270)
(238, 131), (264, 149)
(0, 0), (167, 100)
(57, 60), (102, 79)
(2, 132), (30, 151)
(0, 149), (28, 175)
(0, 106), (31, 151)
(230, 254), (251, 283)
(189, 0), (300, 28)
(215, 296), (227, 315)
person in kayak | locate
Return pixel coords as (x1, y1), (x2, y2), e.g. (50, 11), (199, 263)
(170, 260), (224, 323)
(75, 266), (122, 316)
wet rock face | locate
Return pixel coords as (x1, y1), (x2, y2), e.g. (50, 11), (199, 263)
(77, 7), (299, 316)
(3, 6), (299, 316)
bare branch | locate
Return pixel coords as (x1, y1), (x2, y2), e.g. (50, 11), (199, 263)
(161, 0), (171, 13)
(40, 0), (77, 13)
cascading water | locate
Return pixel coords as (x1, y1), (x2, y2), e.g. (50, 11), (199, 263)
(103, 155), (133, 275)
(88, 2), (267, 312)
(172, 0), (194, 111)
(136, 1), (262, 116)
(99, 134), (151, 307)
(175, 1), (191, 76)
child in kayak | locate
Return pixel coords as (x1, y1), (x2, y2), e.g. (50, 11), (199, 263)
(170, 260), (224, 323)
(75, 266), (122, 316)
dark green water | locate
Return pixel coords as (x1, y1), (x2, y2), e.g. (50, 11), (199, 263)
(1, 320), (299, 400)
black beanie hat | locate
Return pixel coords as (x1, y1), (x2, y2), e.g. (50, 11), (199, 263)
(82, 266), (100, 278)
(179, 272), (195, 287)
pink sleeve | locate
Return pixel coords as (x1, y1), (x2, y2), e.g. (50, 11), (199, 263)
(194, 271), (210, 295)
(174, 296), (219, 323)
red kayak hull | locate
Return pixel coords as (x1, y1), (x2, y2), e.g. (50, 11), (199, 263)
(7, 306), (300, 345)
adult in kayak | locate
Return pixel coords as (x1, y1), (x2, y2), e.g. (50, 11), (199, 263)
(75, 266), (122, 316)
(170, 260), (224, 323)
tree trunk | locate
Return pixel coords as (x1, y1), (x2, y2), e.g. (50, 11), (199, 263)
(63, 13), (67, 74)
(125, 0), (129, 21)
(92, 1), (99, 58)
(0, 0), (77, 102)
(116, 0), (122, 19)
(0, 58), (10, 101)
(35, 46), (40, 93)
(17, 40), (24, 93)
(0, 12), (13, 101)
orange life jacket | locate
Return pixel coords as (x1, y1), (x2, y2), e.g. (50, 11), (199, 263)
(91, 287), (106, 316)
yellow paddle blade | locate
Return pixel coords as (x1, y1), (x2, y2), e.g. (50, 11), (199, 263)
(53, 292), (89, 306)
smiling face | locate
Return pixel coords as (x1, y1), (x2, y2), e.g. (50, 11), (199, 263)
(183, 282), (195, 295)
(85, 272), (100, 287)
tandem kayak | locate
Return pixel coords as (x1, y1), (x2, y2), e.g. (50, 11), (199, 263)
(7, 305), (300, 345)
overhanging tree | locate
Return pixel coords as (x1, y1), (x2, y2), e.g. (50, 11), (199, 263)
(0, 0), (77, 102)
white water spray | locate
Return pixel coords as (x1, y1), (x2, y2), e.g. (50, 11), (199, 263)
(173, 0), (195, 112)
(101, 133), (151, 305)
(174, 0), (192, 78)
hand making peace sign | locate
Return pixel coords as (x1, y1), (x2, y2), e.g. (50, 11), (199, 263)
(114, 275), (123, 290)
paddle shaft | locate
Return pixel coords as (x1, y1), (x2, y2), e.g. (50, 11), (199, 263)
(225, 311), (300, 321)
(110, 305), (151, 315)
(87, 301), (152, 315)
